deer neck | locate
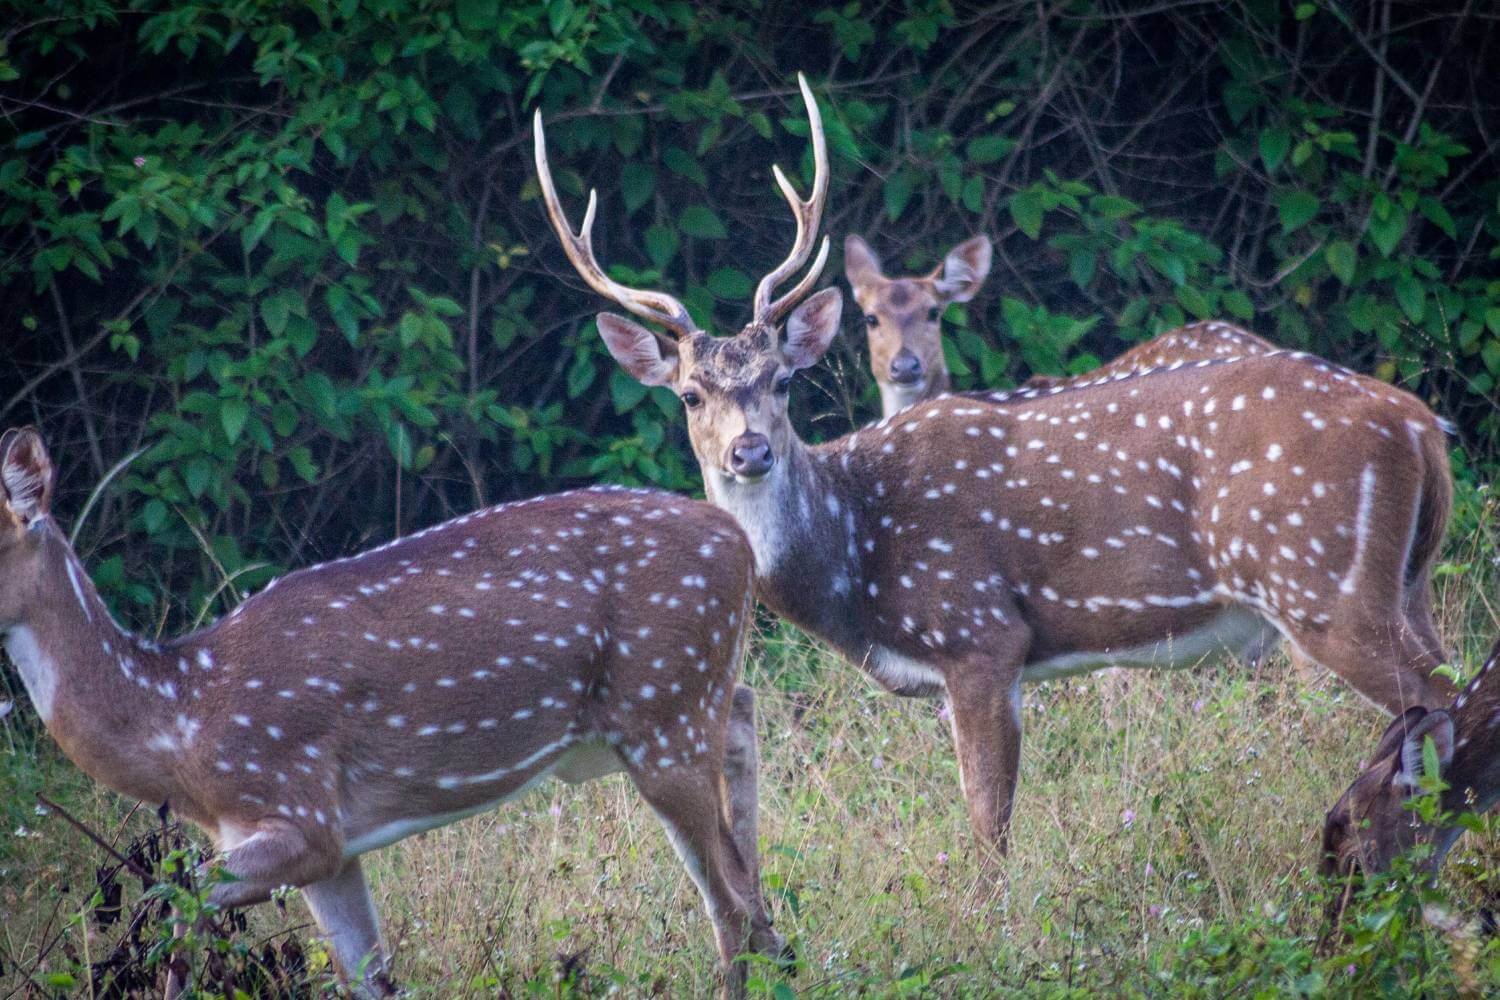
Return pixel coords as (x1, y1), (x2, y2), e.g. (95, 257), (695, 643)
(1445, 670), (1500, 816)
(879, 366), (951, 419)
(703, 439), (866, 656)
(6, 526), (179, 804)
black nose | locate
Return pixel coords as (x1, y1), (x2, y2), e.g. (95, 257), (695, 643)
(729, 433), (774, 479)
(889, 349), (923, 386)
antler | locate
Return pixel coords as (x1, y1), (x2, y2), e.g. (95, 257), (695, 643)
(533, 111), (698, 340)
(753, 72), (831, 328)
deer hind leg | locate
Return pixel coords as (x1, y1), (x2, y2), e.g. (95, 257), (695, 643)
(723, 686), (765, 905)
(721, 685), (789, 962)
(1287, 611), (1451, 714)
(166, 817), (343, 997)
(1402, 577), (1459, 699)
(299, 857), (396, 997)
(943, 626), (1032, 858)
(627, 765), (779, 999)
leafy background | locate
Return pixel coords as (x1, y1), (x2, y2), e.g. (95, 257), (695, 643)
(1, 0), (1497, 629)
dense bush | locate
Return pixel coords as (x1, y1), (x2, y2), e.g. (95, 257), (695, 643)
(1, 0), (1497, 627)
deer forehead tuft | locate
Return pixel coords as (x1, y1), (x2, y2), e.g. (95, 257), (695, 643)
(881, 280), (931, 311)
(686, 329), (780, 390)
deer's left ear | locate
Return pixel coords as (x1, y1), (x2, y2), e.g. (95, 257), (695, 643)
(1395, 710), (1455, 790)
(932, 235), (992, 303)
(782, 288), (843, 371)
(0, 427), (55, 525)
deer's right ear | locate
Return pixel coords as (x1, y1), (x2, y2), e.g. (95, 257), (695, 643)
(933, 235), (992, 303)
(1395, 710), (1455, 790)
(596, 313), (679, 387)
(783, 287), (843, 371)
(0, 427), (54, 525)
(843, 235), (884, 291)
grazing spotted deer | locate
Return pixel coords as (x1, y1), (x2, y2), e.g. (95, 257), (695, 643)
(535, 75), (1459, 856)
(843, 232), (1278, 415)
(1323, 637), (1500, 878)
(0, 427), (783, 997)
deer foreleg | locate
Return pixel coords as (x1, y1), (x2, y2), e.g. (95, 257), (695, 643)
(723, 685), (764, 902)
(300, 857), (395, 996)
(944, 634), (1030, 858)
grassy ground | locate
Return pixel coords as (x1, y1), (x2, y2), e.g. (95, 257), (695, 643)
(3, 540), (1498, 997)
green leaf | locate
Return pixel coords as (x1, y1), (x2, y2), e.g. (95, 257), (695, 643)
(1394, 274), (1425, 323)
(1175, 285), (1212, 320)
(883, 169), (915, 221)
(325, 285), (360, 344)
(679, 205), (727, 239)
(621, 163), (655, 215)
(644, 225), (678, 268)
(664, 146), (707, 187)
(1259, 127), (1291, 172)
(1483, 338), (1500, 377)
(960, 175), (984, 213)
(1325, 240), (1357, 285)
(707, 267), (752, 299)
(259, 291), (295, 336)
(965, 134), (1015, 164)
(456, 0), (498, 29)
(610, 368), (647, 413)
(142, 499), (167, 535)
(1090, 195), (1139, 220)
(1068, 249), (1095, 289)
(185, 458), (213, 498)
(1223, 289), (1254, 321)
(1009, 189), (1044, 240)
(1274, 190), (1319, 232)
(1367, 200), (1408, 257)
(220, 398), (249, 444)
(1417, 195), (1457, 238)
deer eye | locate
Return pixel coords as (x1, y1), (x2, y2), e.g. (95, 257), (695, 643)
(774, 373), (793, 395)
(864, 314), (879, 328)
(681, 390), (703, 409)
(928, 306), (941, 322)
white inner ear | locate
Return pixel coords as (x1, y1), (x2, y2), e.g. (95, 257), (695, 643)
(1, 457), (46, 522)
(944, 257), (978, 285)
(1397, 722), (1454, 789)
(1397, 737), (1425, 789)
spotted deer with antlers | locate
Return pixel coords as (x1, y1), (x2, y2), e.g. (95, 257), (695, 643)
(537, 74), (1456, 854)
(0, 428), (783, 997)
(843, 233), (1279, 415)
(1323, 637), (1500, 879)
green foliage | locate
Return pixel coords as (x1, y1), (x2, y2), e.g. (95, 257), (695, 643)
(0, 1), (1495, 632)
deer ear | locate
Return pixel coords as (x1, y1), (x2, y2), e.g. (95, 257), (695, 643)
(783, 287), (843, 371)
(1, 427), (54, 525)
(597, 313), (679, 387)
(933, 235), (992, 303)
(1395, 710), (1455, 790)
(843, 235), (884, 291)
(1373, 705), (1429, 761)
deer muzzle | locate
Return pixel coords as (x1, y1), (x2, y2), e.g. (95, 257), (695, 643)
(889, 348), (924, 387)
(728, 432), (774, 481)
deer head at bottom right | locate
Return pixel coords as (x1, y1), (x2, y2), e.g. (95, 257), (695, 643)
(1323, 637), (1500, 879)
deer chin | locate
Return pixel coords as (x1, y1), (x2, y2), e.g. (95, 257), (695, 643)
(877, 378), (927, 416)
(721, 466), (775, 487)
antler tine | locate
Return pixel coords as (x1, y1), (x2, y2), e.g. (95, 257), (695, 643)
(754, 73), (831, 326)
(532, 110), (698, 339)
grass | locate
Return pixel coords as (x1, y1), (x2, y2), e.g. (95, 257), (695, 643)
(2, 517), (1498, 996)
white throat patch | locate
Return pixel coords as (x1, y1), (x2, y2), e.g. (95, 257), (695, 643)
(879, 381), (926, 419)
(4, 626), (58, 724)
(707, 470), (796, 576)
